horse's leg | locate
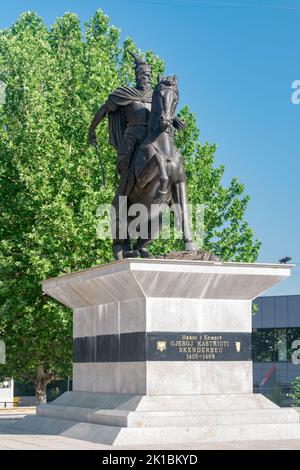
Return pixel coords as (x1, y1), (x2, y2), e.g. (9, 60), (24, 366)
(176, 181), (197, 251)
(122, 201), (139, 258)
(136, 224), (153, 258)
(155, 153), (169, 198)
(111, 191), (131, 260)
(136, 201), (164, 257)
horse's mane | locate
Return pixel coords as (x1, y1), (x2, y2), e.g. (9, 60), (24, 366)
(146, 76), (179, 137)
(154, 75), (178, 94)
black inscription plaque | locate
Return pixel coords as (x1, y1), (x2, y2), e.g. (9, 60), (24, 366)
(74, 331), (251, 363)
(147, 332), (252, 361)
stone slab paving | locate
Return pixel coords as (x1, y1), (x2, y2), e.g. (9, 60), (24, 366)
(0, 413), (300, 450)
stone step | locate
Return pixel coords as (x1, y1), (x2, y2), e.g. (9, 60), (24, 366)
(38, 403), (299, 428)
(52, 391), (278, 412)
(14, 415), (300, 446)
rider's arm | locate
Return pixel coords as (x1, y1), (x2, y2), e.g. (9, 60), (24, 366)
(88, 98), (118, 144)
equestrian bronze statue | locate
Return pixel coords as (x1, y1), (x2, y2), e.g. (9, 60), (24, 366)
(88, 52), (197, 260)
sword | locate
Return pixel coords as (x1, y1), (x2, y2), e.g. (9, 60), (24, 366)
(92, 138), (106, 188)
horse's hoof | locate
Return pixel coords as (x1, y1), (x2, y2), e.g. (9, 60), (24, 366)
(138, 248), (151, 258)
(113, 244), (124, 260)
(155, 192), (169, 203)
(185, 241), (198, 252)
(123, 250), (139, 258)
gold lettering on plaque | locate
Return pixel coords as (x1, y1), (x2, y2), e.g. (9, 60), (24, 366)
(156, 334), (244, 361)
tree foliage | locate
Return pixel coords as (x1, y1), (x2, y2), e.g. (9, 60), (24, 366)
(290, 376), (300, 407)
(0, 10), (261, 399)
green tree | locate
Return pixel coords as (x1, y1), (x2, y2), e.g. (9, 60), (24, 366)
(290, 376), (300, 407)
(0, 10), (260, 403)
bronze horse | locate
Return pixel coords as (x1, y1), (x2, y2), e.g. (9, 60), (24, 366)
(112, 75), (197, 259)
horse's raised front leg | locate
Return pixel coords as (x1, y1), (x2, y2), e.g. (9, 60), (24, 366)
(176, 181), (197, 251)
(155, 153), (169, 199)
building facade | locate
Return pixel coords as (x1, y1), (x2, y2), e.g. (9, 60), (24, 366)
(252, 295), (300, 394)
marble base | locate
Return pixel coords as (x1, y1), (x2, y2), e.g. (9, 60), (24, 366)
(42, 259), (291, 396)
(30, 258), (300, 445)
(15, 391), (300, 445)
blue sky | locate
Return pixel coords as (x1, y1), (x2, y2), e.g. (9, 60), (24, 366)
(1, 0), (300, 295)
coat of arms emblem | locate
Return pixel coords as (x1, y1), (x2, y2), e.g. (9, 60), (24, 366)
(157, 340), (167, 353)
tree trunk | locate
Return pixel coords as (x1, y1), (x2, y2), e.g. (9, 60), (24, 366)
(35, 365), (49, 404)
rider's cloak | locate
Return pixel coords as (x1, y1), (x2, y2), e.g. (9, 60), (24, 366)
(107, 86), (153, 152)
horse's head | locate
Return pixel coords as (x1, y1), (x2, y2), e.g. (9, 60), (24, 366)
(151, 75), (179, 133)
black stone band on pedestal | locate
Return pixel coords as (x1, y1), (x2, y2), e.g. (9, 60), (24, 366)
(73, 332), (252, 363)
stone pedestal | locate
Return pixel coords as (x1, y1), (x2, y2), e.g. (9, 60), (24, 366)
(17, 259), (300, 445)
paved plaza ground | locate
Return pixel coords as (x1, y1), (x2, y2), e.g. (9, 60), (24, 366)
(0, 409), (300, 450)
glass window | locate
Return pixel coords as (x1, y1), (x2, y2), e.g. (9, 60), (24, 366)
(275, 328), (287, 362)
(287, 328), (300, 361)
(252, 328), (300, 363)
(252, 329), (275, 362)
